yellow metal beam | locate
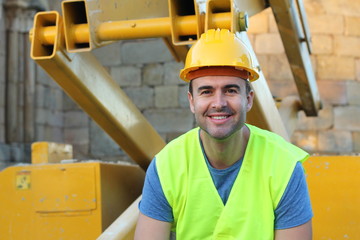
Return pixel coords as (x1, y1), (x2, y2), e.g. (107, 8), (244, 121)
(237, 32), (289, 140)
(31, 11), (165, 170)
(97, 196), (141, 240)
(270, 0), (321, 116)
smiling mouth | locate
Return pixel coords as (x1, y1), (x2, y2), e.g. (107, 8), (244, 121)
(210, 115), (229, 120)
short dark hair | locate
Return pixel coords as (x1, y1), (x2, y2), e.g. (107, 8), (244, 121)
(188, 79), (252, 95)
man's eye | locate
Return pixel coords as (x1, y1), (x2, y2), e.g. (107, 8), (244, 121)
(200, 90), (211, 95)
(226, 89), (238, 94)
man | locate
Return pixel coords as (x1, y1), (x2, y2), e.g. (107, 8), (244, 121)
(135, 29), (313, 239)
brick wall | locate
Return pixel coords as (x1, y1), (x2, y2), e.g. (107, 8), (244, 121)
(1, 0), (359, 166)
(248, 1), (360, 154)
(0, 1), (6, 168)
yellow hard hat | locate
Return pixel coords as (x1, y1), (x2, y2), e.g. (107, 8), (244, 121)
(179, 29), (259, 82)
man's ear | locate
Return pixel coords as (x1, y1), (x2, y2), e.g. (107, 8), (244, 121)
(246, 90), (254, 112)
(188, 91), (195, 113)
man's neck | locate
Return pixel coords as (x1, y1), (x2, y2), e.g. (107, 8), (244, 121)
(200, 126), (250, 169)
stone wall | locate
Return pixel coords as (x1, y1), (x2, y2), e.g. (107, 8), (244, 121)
(1, 0), (360, 168)
(288, 0), (360, 154)
(0, 0), (6, 167)
(246, 0), (360, 154)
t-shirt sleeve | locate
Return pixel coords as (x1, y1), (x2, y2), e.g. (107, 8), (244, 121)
(274, 161), (313, 229)
(138, 157), (174, 222)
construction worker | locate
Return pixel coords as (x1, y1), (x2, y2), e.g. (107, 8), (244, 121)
(135, 29), (313, 239)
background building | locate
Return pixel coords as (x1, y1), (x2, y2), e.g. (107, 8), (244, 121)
(0, 0), (359, 169)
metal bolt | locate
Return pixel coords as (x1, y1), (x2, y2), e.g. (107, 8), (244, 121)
(239, 12), (249, 32)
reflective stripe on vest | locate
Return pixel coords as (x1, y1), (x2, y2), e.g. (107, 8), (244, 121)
(156, 124), (309, 239)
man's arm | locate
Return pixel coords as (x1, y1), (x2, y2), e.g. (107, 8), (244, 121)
(274, 220), (312, 240)
(134, 213), (172, 240)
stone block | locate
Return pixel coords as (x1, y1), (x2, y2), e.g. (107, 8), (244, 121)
(143, 109), (194, 133)
(0, 107), (4, 125)
(178, 85), (190, 108)
(268, 9), (279, 33)
(0, 124), (4, 143)
(64, 111), (89, 128)
(353, 132), (360, 153)
(317, 80), (347, 105)
(267, 54), (293, 80)
(318, 130), (352, 154)
(35, 108), (50, 125)
(44, 126), (64, 143)
(312, 35), (333, 55)
(64, 127), (89, 145)
(0, 83), (4, 108)
(35, 84), (46, 108)
(254, 33), (284, 54)
(50, 111), (64, 128)
(121, 39), (174, 64)
(36, 65), (52, 86)
(0, 53), (4, 86)
(291, 130), (318, 153)
(248, 11), (268, 34)
(334, 36), (360, 57)
(155, 85), (179, 108)
(317, 56), (355, 81)
(123, 86), (154, 110)
(304, 0), (326, 15)
(143, 63), (164, 86)
(35, 125), (45, 141)
(54, 89), (63, 111)
(356, 59), (360, 81)
(334, 106), (360, 130)
(347, 81), (360, 106)
(63, 94), (81, 111)
(111, 65), (141, 87)
(267, 80), (297, 99)
(89, 120), (124, 158)
(164, 61), (184, 85)
(308, 14), (343, 35)
(296, 104), (333, 131)
(321, 0), (360, 16)
(92, 41), (122, 66)
(0, 143), (11, 162)
(72, 142), (90, 160)
(10, 143), (30, 163)
(345, 16), (360, 36)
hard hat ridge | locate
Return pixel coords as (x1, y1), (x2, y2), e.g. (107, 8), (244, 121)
(179, 29), (259, 82)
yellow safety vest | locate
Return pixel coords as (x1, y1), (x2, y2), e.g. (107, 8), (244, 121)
(156, 124), (309, 240)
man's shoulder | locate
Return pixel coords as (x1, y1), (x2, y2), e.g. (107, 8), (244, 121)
(247, 124), (309, 161)
(162, 127), (199, 149)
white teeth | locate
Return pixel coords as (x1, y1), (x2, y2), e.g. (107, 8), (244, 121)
(212, 116), (227, 120)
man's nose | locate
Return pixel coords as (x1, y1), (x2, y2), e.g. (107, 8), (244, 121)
(211, 92), (227, 110)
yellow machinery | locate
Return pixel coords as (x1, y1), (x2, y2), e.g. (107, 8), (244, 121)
(0, 0), (358, 239)
(0, 143), (145, 240)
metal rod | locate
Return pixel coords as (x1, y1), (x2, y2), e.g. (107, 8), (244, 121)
(34, 12), (232, 46)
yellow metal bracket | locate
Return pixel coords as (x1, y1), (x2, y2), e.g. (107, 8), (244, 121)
(30, 11), (165, 170)
(34, 0), (246, 52)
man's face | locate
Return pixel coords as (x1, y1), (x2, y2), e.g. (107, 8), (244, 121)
(188, 75), (254, 140)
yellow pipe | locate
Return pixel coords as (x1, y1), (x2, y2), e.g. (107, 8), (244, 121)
(210, 12), (232, 29)
(96, 17), (172, 41)
(39, 26), (57, 45)
(73, 24), (90, 43)
(34, 12), (232, 45)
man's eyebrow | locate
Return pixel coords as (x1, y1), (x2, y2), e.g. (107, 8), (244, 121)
(197, 85), (214, 92)
(223, 84), (241, 90)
